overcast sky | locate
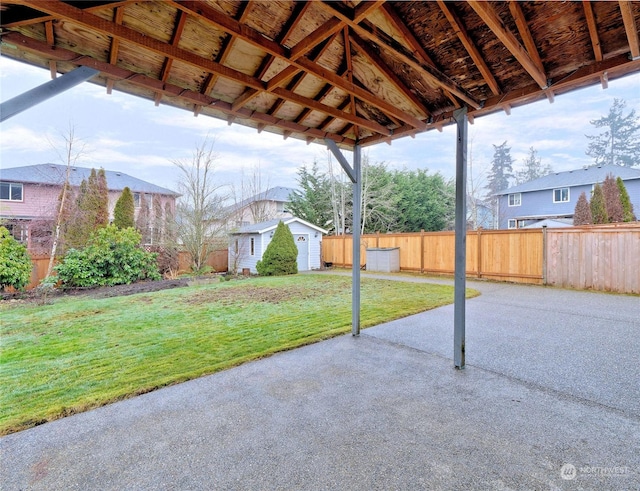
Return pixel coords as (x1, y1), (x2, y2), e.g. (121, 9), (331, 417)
(1, 56), (639, 195)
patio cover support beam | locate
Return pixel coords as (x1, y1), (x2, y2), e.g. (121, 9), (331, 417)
(453, 106), (468, 369)
(0, 66), (98, 122)
(325, 139), (362, 336)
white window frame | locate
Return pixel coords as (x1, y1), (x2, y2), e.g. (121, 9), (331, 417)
(508, 219), (517, 229)
(508, 193), (521, 207)
(0, 182), (23, 202)
(250, 237), (255, 256)
(553, 188), (570, 203)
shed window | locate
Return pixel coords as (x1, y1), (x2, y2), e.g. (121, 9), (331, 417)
(508, 219), (517, 229)
(508, 193), (521, 207)
(250, 237), (255, 256)
(0, 182), (23, 201)
(553, 188), (569, 203)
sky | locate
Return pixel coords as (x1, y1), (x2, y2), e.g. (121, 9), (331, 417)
(1, 56), (639, 196)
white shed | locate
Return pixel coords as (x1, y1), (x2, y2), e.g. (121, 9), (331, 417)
(229, 217), (328, 274)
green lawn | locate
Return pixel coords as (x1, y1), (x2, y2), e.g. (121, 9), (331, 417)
(0, 274), (479, 435)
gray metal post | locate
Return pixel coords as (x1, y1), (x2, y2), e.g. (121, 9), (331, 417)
(351, 144), (362, 336)
(0, 66), (99, 122)
(453, 107), (468, 369)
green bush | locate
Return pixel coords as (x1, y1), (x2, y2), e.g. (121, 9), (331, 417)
(55, 225), (161, 287)
(0, 226), (32, 291)
(256, 221), (298, 276)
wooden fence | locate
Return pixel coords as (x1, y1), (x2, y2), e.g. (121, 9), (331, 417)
(322, 224), (640, 294)
(23, 249), (228, 290)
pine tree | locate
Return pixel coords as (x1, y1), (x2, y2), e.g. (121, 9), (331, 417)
(486, 141), (514, 195)
(515, 147), (553, 185)
(586, 98), (640, 167)
(616, 177), (636, 222)
(602, 173), (623, 223)
(590, 183), (608, 224)
(113, 187), (135, 229)
(66, 178), (91, 249)
(256, 221), (298, 276)
(287, 160), (333, 229)
(573, 191), (592, 226)
(95, 169), (109, 227)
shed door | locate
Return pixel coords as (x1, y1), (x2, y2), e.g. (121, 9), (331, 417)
(294, 234), (309, 271)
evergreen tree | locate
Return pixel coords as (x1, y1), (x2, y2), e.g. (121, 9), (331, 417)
(573, 191), (592, 226)
(113, 187), (135, 229)
(586, 98), (640, 167)
(55, 181), (76, 253)
(590, 183), (608, 224)
(616, 177), (636, 222)
(515, 147), (553, 185)
(287, 161), (333, 230)
(486, 141), (514, 195)
(602, 173), (623, 223)
(95, 169), (109, 227)
(256, 221), (298, 276)
(66, 178), (90, 249)
(136, 192), (151, 244)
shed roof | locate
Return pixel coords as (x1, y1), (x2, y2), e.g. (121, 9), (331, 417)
(2, 1), (638, 149)
(497, 164), (640, 195)
(232, 217), (328, 235)
(0, 163), (179, 196)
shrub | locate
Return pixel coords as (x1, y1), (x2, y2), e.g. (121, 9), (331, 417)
(617, 177), (636, 222)
(0, 226), (32, 291)
(256, 221), (298, 276)
(573, 191), (592, 226)
(113, 187), (135, 229)
(590, 183), (608, 225)
(55, 225), (161, 287)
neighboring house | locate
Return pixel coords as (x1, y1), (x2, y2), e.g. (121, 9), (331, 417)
(0, 163), (179, 251)
(467, 196), (495, 230)
(229, 217), (327, 274)
(223, 186), (297, 230)
(495, 164), (640, 229)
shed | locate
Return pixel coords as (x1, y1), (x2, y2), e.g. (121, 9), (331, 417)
(229, 218), (328, 274)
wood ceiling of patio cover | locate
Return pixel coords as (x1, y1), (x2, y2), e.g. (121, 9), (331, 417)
(1, 1), (639, 149)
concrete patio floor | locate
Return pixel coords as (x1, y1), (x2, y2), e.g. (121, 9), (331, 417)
(1, 275), (639, 490)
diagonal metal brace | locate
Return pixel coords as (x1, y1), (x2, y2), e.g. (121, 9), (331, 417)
(325, 138), (357, 183)
(0, 66), (99, 122)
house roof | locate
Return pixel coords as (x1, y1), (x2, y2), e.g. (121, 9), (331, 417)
(1, 2), (638, 150)
(0, 163), (179, 196)
(497, 165), (640, 195)
(231, 217), (328, 235)
(522, 218), (574, 229)
(224, 186), (297, 214)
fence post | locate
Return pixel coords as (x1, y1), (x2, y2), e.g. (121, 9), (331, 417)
(477, 227), (482, 278)
(420, 229), (425, 273)
(542, 225), (548, 285)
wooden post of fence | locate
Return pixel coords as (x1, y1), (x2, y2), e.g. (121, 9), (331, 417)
(542, 225), (548, 285)
(477, 227), (482, 278)
(376, 231), (380, 248)
(342, 234), (346, 268)
(420, 229), (425, 273)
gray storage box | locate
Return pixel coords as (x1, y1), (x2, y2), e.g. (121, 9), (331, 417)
(366, 247), (400, 273)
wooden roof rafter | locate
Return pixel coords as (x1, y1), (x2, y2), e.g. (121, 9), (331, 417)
(619, 0), (640, 60)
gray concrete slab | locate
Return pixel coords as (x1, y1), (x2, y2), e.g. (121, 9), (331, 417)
(1, 275), (639, 490)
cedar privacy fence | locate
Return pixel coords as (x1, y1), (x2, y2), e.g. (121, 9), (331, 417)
(322, 223), (640, 294)
(24, 249), (228, 290)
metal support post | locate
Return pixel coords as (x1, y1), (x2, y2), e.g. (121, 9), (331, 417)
(453, 107), (468, 369)
(0, 66), (99, 122)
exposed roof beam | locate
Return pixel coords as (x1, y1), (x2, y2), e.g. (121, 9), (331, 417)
(582, 1), (603, 62)
(619, 0), (640, 60)
(0, 31), (357, 146)
(318, 2), (481, 109)
(508, 1), (546, 77)
(437, 1), (500, 97)
(343, 26), (359, 139)
(106, 6), (124, 94)
(13, 0), (392, 136)
(468, 1), (548, 89)
(171, 0), (426, 130)
(155, 9), (187, 106)
(44, 20), (56, 79)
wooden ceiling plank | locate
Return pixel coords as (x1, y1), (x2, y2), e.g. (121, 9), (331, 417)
(379, 3), (459, 108)
(16, 1), (385, 136)
(438, 1), (501, 97)
(349, 30), (431, 118)
(45, 20), (57, 79)
(508, 1), (546, 76)
(582, 1), (603, 62)
(468, 1), (548, 89)
(619, 0), (640, 60)
(171, 0), (425, 129)
(290, 17), (344, 61)
(319, 2), (480, 109)
(156, 9), (188, 105)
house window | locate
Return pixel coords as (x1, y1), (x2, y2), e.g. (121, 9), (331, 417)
(508, 219), (517, 229)
(276, 202), (285, 213)
(250, 237), (255, 256)
(508, 193), (521, 207)
(553, 188), (569, 203)
(134, 192), (140, 207)
(0, 182), (23, 201)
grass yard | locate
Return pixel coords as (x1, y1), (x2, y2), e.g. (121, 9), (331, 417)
(0, 274), (479, 435)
